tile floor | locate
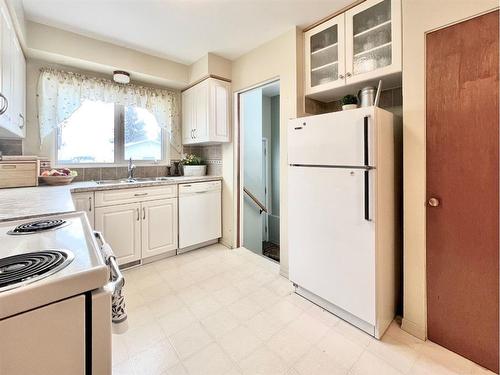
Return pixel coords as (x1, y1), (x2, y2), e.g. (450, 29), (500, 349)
(113, 244), (494, 375)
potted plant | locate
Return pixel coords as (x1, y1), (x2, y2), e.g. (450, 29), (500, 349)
(180, 153), (207, 177)
(341, 94), (358, 110)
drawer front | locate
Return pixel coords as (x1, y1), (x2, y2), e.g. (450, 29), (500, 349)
(0, 163), (37, 188)
(94, 185), (177, 207)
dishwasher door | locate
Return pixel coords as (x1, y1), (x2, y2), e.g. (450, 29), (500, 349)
(179, 181), (222, 250)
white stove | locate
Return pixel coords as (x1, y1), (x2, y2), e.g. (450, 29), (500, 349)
(0, 211), (124, 375)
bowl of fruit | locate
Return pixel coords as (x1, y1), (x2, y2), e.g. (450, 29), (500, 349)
(39, 168), (78, 186)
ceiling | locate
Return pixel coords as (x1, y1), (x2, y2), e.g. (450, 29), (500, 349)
(22, 0), (354, 65)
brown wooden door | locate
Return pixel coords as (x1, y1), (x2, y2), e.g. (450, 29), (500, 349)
(426, 11), (499, 373)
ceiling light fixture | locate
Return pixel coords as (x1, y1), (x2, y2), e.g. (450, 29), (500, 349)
(113, 70), (130, 84)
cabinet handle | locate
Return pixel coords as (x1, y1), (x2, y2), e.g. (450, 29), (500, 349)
(194, 129), (197, 138)
(88, 197), (92, 212)
(18, 114), (24, 129)
(136, 208), (140, 221)
(346, 72), (352, 78)
(339, 74), (345, 79)
(0, 92), (8, 115)
(134, 192), (148, 197)
(142, 207), (146, 220)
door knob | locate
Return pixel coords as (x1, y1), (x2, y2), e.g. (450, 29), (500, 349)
(428, 197), (440, 207)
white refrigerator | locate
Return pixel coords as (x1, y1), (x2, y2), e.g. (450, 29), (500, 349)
(287, 106), (399, 339)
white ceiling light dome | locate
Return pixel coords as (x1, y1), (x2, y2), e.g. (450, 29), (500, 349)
(113, 70), (130, 84)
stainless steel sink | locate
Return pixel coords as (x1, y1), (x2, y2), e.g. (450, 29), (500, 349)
(95, 177), (175, 185)
(133, 177), (175, 182)
(95, 179), (133, 185)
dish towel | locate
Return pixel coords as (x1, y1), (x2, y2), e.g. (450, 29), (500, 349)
(112, 286), (128, 334)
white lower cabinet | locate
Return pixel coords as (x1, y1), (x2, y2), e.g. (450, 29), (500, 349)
(141, 198), (178, 258)
(72, 192), (95, 228)
(94, 196), (178, 265)
(78, 182), (219, 266)
(94, 203), (142, 265)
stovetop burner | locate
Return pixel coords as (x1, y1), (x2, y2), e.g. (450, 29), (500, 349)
(7, 219), (68, 235)
(0, 250), (74, 292)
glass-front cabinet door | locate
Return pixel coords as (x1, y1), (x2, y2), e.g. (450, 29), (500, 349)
(345, 0), (401, 84)
(304, 14), (345, 96)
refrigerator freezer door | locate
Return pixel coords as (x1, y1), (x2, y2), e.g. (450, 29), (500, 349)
(288, 165), (376, 325)
(288, 107), (374, 167)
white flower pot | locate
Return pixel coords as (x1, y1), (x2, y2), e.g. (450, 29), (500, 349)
(342, 104), (358, 111)
(182, 165), (207, 177)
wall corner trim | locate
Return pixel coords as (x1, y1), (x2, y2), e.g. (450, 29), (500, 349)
(401, 317), (426, 341)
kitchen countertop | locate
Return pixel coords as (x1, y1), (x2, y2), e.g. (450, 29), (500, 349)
(0, 175), (222, 222)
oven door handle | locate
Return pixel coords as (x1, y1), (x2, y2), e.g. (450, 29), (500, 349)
(94, 231), (125, 293)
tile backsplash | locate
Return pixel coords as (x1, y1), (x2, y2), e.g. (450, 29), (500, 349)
(0, 138), (23, 155)
(70, 166), (172, 182)
(69, 144), (223, 182)
(183, 144), (223, 176)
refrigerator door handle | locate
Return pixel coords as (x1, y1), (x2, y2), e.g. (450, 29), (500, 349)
(364, 170), (370, 221)
(363, 115), (369, 167)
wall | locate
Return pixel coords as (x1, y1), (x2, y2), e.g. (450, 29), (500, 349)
(223, 27), (303, 277)
(188, 55), (209, 83)
(26, 21), (189, 89)
(270, 95), (280, 245)
(262, 94), (272, 221)
(401, 0), (498, 340)
(188, 53), (232, 84)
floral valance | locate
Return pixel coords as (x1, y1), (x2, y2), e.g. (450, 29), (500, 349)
(37, 68), (182, 153)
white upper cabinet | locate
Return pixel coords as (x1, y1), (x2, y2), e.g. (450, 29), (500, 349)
(0, 1), (26, 138)
(305, 0), (401, 101)
(12, 37), (26, 137)
(345, 0), (401, 85)
(305, 14), (345, 95)
(182, 78), (231, 145)
(181, 88), (194, 144)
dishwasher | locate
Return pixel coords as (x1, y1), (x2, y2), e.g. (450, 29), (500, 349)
(178, 181), (222, 253)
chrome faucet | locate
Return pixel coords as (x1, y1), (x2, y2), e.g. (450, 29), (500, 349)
(127, 158), (136, 180)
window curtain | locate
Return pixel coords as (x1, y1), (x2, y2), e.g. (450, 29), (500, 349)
(37, 68), (182, 154)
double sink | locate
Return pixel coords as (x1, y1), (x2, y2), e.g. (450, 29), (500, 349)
(95, 176), (177, 185)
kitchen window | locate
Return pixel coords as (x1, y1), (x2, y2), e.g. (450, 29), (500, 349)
(38, 68), (181, 167)
(56, 101), (165, 165)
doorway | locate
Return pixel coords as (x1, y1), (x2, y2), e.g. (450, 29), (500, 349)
(426, 11), (499, 372)
(239, 80), (280, 262)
